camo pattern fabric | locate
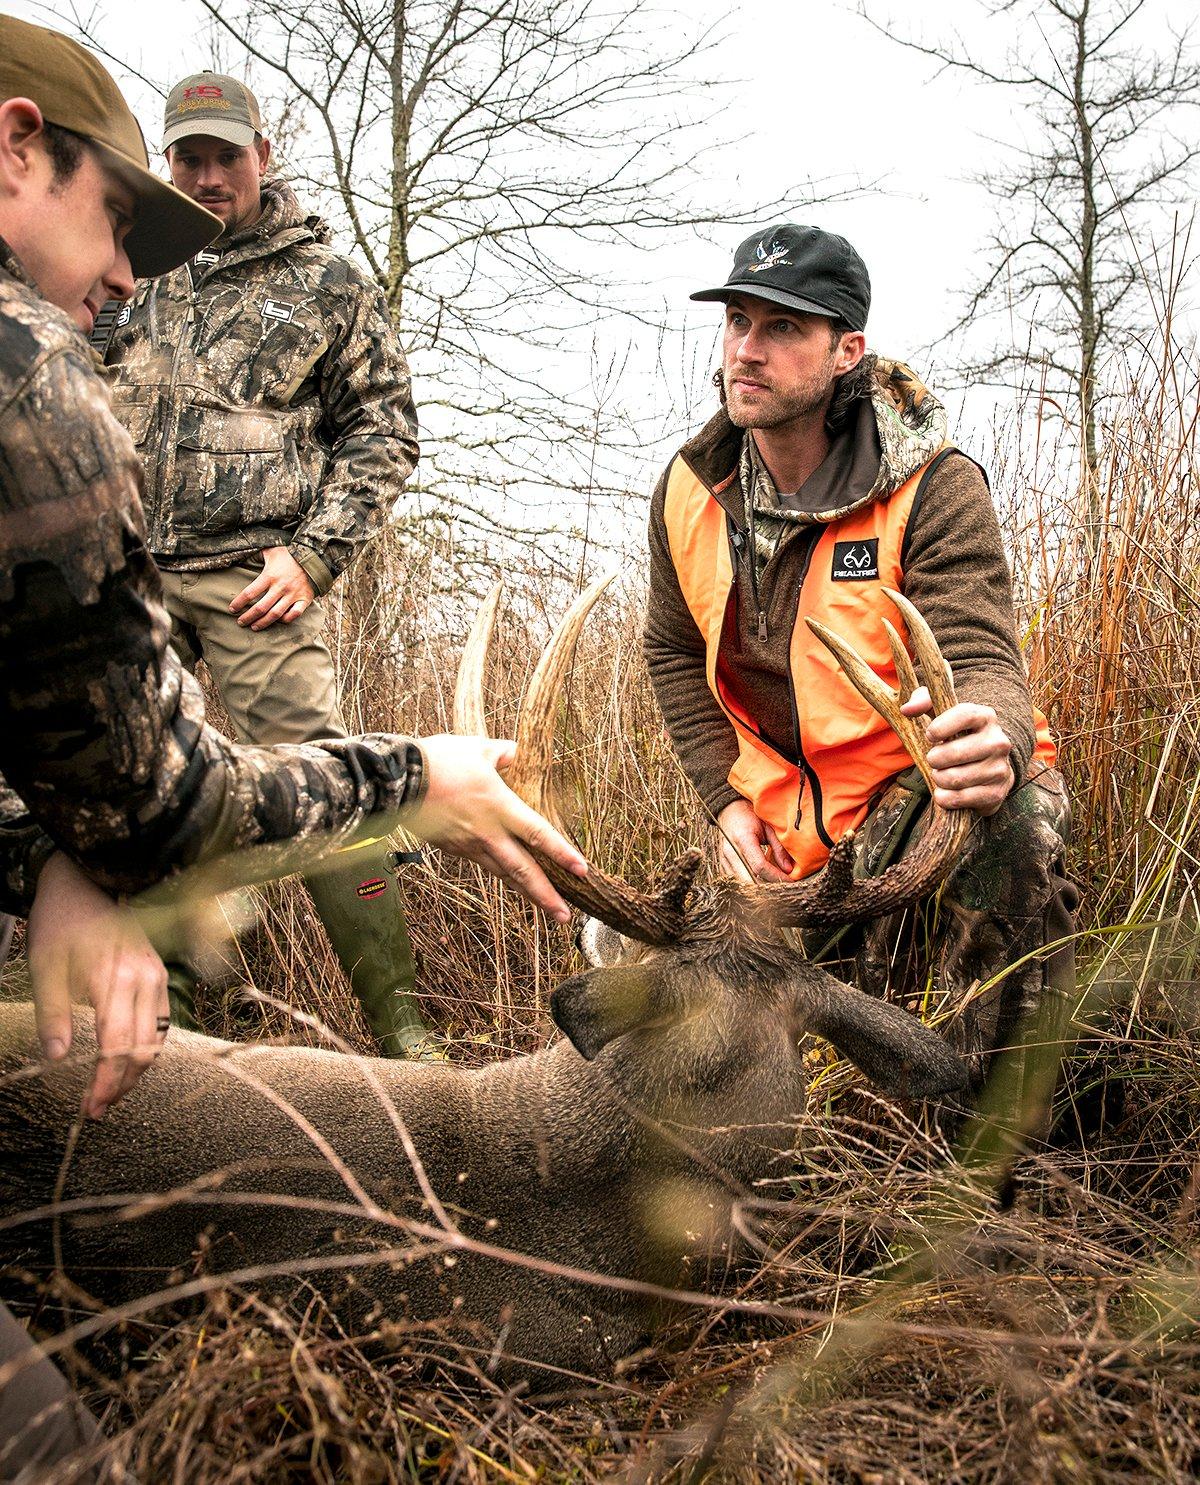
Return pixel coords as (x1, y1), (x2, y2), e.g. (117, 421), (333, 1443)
(0, 240), (424, 917)
(869, 357), (947, 491)
(105, 181), (418, 595)
(827, 766), (1077, 1094)
(0, 784), (56, 923)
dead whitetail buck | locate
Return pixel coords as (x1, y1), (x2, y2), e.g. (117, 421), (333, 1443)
(0, 582), (969, 1382)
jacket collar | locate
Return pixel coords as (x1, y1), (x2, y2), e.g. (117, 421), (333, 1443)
(0, 236), (38, 293)
(196, 179), (330, 274)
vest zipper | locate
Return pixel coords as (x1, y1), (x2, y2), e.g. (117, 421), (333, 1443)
(787, 529), (835, 850)
(744, 483), (769, 642)
(726, 514), (833, 849)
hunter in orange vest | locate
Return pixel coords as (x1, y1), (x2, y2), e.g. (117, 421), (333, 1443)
(644, 223), (1075, 1091)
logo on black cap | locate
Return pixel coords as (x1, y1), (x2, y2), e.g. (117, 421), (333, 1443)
(749, 236), (792, 273)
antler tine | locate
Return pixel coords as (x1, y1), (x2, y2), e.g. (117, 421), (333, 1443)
(884, 587), (956, 715)
(505, 573), (616, 829)
(453, 580), (504, 737)
(454, 577), (695, 946)
(882, 617), (921, 707)
(806, 616), (934, 792)
(759, 807), (971, 932)
(765, 595), (974, 930)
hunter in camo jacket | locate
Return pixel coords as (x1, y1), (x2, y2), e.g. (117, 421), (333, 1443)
(0, 236), (425, 919)
(98, 88), (433, 1052)
(103, 175), (418, 592)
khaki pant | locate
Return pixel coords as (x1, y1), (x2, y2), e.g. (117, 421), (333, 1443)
(158, 561), (344, 745)
(155, 561), (427, 1053)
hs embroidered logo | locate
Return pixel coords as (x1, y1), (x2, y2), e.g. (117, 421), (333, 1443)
(831, 539), (880, 582)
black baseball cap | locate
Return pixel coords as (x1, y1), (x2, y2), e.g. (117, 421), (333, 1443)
(690, 224), (871, 332)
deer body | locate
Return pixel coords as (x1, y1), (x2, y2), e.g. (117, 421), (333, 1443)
(0, 972), (807, 1377)
(0, 586), (973, 1380)
(0, 931), (962, 1379)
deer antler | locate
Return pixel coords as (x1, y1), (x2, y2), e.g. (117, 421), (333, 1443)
(455, 582), (972, 945)
(754, 588), (973, 931)
(453, 577), (701, 945)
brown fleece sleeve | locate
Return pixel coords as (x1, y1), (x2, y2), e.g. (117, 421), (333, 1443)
(902, 452), (1036, 783)
(643, 463), (743, 820)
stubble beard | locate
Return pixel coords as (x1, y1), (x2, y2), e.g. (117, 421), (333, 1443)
(722, 367), (837, 431)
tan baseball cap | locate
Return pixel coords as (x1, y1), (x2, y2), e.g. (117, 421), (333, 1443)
(0, 15), (220, 278)
(162, 73), (263, 151)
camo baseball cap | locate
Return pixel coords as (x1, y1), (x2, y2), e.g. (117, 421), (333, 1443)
(162, 73), (263, 151)
(0, 15), (220, 278)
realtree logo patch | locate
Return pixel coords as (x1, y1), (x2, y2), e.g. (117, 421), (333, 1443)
(831, 539), (879, 582)
(356, 878), (388, 900)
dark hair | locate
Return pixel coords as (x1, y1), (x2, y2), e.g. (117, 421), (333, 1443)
(826, 348), (877, 434)
(42, 121), (87, 185)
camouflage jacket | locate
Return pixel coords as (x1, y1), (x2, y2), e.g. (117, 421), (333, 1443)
(0, 239), (424, 919)
(104, 181), (418, 596)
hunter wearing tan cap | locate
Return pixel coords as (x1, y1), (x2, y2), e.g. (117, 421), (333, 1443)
(103, 70), (433, 1057)
(0, 14), (218, 288)
(0, 24), (588, 1467)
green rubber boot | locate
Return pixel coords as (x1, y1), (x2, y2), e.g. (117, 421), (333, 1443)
(165, 961), (202, 1032)
(303, 844), (434, 1058)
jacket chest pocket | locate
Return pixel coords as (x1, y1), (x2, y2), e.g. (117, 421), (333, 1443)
(176, 409), (301, 535)
(195, 289), (329, 403)
(107, 387), (156, 448)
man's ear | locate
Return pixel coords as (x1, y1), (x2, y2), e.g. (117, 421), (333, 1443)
(551, 964), (671, 1061)
(0, 98), (46, 197)
(799, 971), (967, 1100)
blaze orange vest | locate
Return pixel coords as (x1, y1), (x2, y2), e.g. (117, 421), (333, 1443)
(663, 449), (1057, 880)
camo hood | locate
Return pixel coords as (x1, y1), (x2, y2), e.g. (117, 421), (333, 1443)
(223, 177), (334, 252)
(865, 356), (949, 502)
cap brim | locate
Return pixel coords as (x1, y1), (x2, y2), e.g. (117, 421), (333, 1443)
(92, 140), (222, 278)
(162, 118), (258, 151)
(689, 282), (838, 318)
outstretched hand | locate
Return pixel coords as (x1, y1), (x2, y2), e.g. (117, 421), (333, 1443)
(27, 852), (169, 1119)
(412, 734), (589, 922)
(901, 688), (1015, 816)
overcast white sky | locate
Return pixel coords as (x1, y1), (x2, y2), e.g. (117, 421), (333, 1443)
(6, 0), (1196, 498)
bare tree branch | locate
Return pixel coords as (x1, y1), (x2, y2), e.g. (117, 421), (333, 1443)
(863, 0), (1200, 491)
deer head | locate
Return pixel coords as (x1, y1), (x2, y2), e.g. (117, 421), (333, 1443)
(453, 579), (970, 1102)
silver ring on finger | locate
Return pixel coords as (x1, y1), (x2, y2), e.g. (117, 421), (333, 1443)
(156, 1015), (171, 1033)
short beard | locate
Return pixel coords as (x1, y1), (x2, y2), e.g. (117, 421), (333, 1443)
(722, 372), (834, 431)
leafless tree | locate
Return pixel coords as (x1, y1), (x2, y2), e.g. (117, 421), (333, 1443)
(132, 0), (847, 562)
(863, 0), (1200, 491)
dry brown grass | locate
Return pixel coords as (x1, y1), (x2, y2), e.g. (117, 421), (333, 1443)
(10, 333), (1200, 1481)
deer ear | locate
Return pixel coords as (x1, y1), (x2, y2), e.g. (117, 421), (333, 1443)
(551, 965), (669, 1060)
(800, 973), (967, 1100)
